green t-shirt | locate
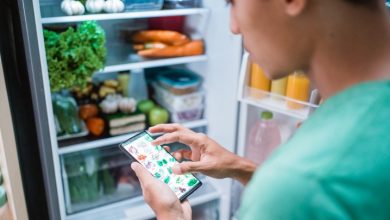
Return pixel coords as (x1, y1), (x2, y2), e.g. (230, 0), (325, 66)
(239, 80), (390, 220)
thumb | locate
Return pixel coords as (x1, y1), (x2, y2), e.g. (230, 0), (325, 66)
(172, 161), (205, 175)
(131, 162), (154, 185)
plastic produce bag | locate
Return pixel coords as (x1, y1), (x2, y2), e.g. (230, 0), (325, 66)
(52, 92), (82, 135)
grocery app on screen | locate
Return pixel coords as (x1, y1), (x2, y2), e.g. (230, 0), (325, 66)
(120, 131), (201, 200)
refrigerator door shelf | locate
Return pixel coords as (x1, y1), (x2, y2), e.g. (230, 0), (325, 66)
(241, 86), (318, 120)
(237, 53), (319, 120)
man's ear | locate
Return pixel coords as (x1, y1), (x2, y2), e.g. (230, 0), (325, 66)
(284, 0), (308, 16)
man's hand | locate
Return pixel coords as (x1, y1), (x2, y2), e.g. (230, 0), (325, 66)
(149, 124), (256, 185)
(131, 162), (191, 220)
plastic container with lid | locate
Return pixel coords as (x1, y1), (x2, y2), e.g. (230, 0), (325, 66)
(124, 0), (164, 11)
(152, 82), (204, 111)
(155, 89), (204, 123)
(169, 105), (204, 123)
(163, 0), (201, 9)
(156, 68), (202, 95)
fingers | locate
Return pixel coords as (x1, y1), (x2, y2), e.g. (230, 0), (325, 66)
(173, 152), (183, 161)
(172, 161), (206, 175)
(148, 123), (184, 134)
(181, 200), (192, 219)
(163, 146), (171, 152)
(131, 162), (155, 189)
(163, 146), (191, 161)
(152, 131), (199, 147)
(174, 149), (192, 161)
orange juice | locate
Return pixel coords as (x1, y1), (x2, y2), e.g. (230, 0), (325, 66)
(249, 63), (270, 98)
(271, 77), (288, 98)
(286, 72), (310, 109)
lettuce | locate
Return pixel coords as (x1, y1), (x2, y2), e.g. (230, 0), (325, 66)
(44, 21), (106, 92)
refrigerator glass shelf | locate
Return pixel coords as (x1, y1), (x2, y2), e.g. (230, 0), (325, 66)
(58, 119), (208, 155)
(65, 180), (220, 220)
(40, 8), (209, 24)
(89, 42), (207, 74)
(241, 86), (318, 120)
(97, 54), (208, 75)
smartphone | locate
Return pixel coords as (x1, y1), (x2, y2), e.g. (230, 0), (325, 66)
(119, 130), (202, 202)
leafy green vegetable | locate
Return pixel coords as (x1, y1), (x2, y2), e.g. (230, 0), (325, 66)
(65, 151), (101, 203)
(44, 21), (106, 92)
(101, 167), (116, 195)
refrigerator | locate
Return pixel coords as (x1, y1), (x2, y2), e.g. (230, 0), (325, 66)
(5, 0), (385, 220)
(1, 0), (242, 219)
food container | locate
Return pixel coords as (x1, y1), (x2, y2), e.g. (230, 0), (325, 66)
(124, 0), (164, 11)
(163, 0), (201, 9)
(152, 82), (204, 111)
(169, 105), (204, 123)
(153, 90), (204, 123)
(156, 68), (202, 95)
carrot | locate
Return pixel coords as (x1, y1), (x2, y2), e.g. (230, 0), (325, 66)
(138, 40), (204, 58)
(132, 30), (190, 46)
(86, 117), (105, 137)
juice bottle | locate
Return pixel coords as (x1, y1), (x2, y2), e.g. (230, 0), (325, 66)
(270, 77), (288, 98)
(245, 111), (281, 165)
(118, 71), (130, 97)
(286, 71), (310, 109)
(249, 63), (270, 99)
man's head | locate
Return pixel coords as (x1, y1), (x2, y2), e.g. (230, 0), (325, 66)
(228, 0), (384, 79)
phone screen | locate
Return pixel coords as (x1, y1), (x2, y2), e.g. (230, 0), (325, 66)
(119, 131), (202, 201)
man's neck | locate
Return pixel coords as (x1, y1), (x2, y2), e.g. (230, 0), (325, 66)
(307, 5), (390, 100)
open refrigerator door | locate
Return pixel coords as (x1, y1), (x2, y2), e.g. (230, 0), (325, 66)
(0, 57), (29, 220)
(231, 53), (321, 218)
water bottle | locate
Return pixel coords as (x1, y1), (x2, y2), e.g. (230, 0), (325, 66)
(129, 69), (148, 101)
(245, 111), (281, 165)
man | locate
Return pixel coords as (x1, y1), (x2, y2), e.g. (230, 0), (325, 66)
(131, 0), (390, 219)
